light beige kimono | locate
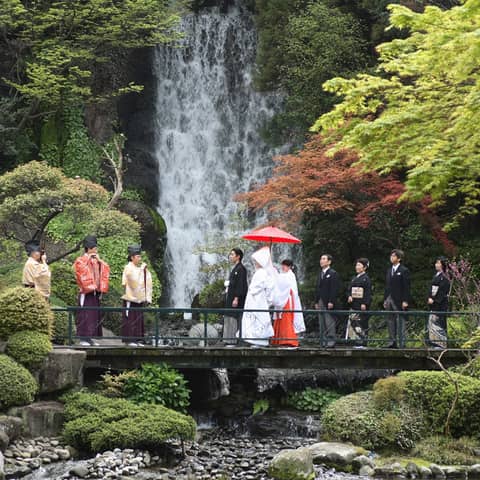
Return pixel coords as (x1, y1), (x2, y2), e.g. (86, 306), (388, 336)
(22, 257), (51, 299)
(121, 262), (153, 304)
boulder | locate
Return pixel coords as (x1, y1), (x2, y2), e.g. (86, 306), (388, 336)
(8, 401), (65, 438)
(420, 467), (433, 479)
(269, 447), (315, 480)
(470, 465), (480, 476)
(69, 465), (89, 478)
(352, 455), (375, 471)
(0, 432), (7, 453)
(308, 442), (368, 468)
(442, 467), (467, 479)
(430, 464), (446, 479)
(186, 323), (219, 347)
(0, 416), (23, 443)
(34, 349), (86, 394)
(0, 451), (4, 480)
(359, 465), (375, 476)
(406, 462), (419, 477)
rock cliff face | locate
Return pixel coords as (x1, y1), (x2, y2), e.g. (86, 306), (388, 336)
(118, 48), (160, 205)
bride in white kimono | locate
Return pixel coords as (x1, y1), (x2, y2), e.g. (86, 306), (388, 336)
(240, 247), (275, 346)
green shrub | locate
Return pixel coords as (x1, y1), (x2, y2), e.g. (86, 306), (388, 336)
(97, 370), (137, 398)
(321, 391), (425, 450)
(286, 387), (342, 413)
(51, 308), (76, 345)
(62, 392), (196, 452)
(7, 330), (52, 368)
(448, 316), (477, 348)
(50, 261), (78, 306)
(451, 356), (480, 380)
(373, 376), (406, 410)
(413, 435), (480, 465)
(199, 279), (225, 308)
(124, 363), (190, 412)
(399, 371), (480, 438)
(0, 287), (53, 340)
(0, 354), (38, 409)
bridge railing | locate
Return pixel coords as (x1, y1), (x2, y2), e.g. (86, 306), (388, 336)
(51, 306), (480, 348)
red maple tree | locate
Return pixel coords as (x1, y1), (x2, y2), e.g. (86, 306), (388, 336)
(237, 134), (455, 254)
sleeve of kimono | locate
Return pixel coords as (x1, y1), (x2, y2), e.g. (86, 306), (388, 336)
(433, 276), (450, 306)
(363, 276), (372, 306)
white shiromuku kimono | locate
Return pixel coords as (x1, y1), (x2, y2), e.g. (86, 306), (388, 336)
(240, 247), (275, 346)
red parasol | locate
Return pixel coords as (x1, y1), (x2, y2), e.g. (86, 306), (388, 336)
(241, 226), (301, 245)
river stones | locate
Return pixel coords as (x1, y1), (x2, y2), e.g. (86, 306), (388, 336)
(269, 447), (315, 480)
(308, 442), (368, 467)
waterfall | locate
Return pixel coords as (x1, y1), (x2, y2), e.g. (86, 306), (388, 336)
(153, 4), (282, 307)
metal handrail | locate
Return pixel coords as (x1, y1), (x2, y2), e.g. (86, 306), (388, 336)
(51, 306), (479, 348)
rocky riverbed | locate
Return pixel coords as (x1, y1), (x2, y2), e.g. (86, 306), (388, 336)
(8, 435), (364, 480)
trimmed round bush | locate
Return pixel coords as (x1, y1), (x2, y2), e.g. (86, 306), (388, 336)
(7, 330), (52, 368)
(0, 287), (53, 340)
(399, 370), (480, 438)
(0, 354), (38, 409)
(321, 390), (425, 450)
(62, 392), (196, 452)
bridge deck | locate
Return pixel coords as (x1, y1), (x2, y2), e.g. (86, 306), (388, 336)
(60, 346), (475, 370)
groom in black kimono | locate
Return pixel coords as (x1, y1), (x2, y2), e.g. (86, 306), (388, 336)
(224, 248), (248, 345)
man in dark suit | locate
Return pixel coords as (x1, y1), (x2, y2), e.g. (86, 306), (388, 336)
(315, 254), (341, 347)
(224, 248), (248, 345)
(383, 249), (411, 348)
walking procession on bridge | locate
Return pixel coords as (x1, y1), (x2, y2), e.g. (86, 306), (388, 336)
(21, 232), (452, 350)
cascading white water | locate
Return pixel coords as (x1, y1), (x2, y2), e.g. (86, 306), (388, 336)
(153, 4), (282, 306)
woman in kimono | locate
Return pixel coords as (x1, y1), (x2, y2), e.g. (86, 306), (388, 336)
(271, 260), (305, 347)
(427, 256), (450, 349)
(240, 247), (275, 346)
(347, 258), (372, 346)
(121, 245), (153, 346)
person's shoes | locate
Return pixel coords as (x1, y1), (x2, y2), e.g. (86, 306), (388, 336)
(90, 339), (100, 346)
(79, 341), (90, 347)
(128, 342), (138, 347)
(136, 342), (145, 347)
(386, 342), (397, 348)
(326, 341), (336, 348)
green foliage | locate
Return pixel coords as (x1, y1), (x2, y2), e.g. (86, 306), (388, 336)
(6, 330), (52, 368)
(322, 390), (425, 450)
(448, 315), (477, 348)
(0, 354), (38, 409)
(413, 435), (480, 466)
(255, 0), (370, 139)
(51, 309), (76, 345)
(98, 370), (138, 398)
(0, 287), (53, 340)
(0, 0), (184, 106)
(199, 279), (226, 308)
(399, 371), (480, 438)
(286, 387), (342, 413)
(50, 261), (78, 306)
(313, 0), (480, 230)
(40, 106), (101, 180)
(252, 398), (270, 416)
(373, 376), (406, 410)
(123, 363), (191, 412)
(62, 392), (196, 453)
(462, 329), (480, 350)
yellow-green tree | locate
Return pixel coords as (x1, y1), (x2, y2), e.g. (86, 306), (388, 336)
(312, 0), (480, 230)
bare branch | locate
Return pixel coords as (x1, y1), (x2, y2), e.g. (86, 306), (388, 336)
(48, 240), (83, 264)
(102, 136), (124, 209)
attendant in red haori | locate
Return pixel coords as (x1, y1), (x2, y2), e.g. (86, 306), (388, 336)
(271, 260), (302, 348)
(73, 235), (110, 346)
(121, 245), (152, 346)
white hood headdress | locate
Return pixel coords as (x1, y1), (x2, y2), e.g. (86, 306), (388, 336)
(252, 246), (272, 269)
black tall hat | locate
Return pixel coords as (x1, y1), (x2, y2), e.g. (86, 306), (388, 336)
(83, 235), (97, 249)
(127, 244), (142, 256)
(25, 241), (41, 255)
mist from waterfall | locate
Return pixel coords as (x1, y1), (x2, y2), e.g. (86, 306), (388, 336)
(153, 4), (282, 306)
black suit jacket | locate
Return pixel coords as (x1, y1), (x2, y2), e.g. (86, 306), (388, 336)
(226, 262), (248, 309)
(384, 264), (411, 306)
(315, 267), (340, 307)
(428, 272), (450, 312)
